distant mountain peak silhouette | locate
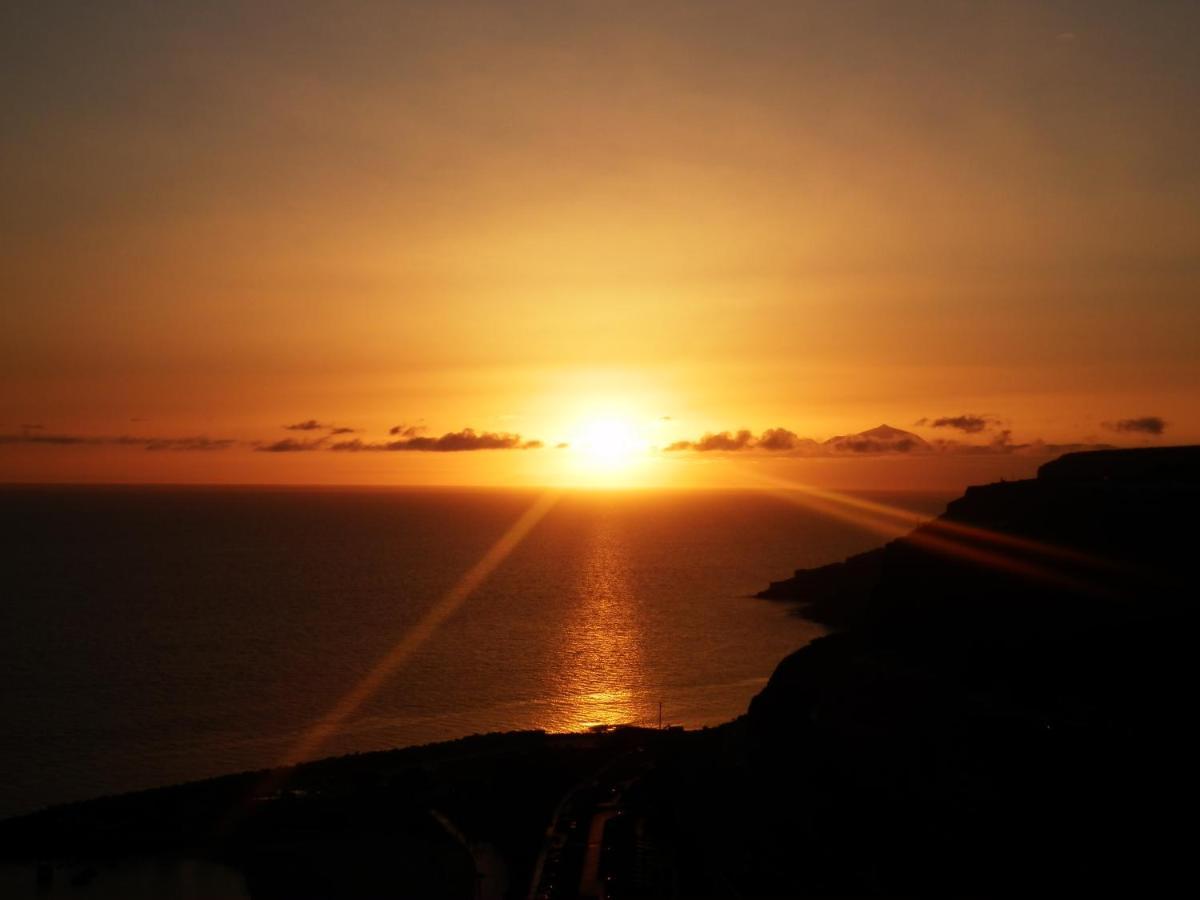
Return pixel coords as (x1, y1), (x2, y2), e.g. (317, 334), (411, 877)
(823, 423), (931, 454)
(863, 423), (913, 438)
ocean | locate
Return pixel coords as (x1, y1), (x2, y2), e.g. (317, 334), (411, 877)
(0, 486), (948, 820)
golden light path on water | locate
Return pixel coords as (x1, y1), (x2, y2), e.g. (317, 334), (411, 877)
(541, 510), (648, 732)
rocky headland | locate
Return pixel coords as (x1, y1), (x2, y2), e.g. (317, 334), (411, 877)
(731, 445), (1198, 895)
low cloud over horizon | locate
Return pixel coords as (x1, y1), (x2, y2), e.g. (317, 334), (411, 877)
(388, 423), (425, 438)
(0, 432), (238, 451)
(663, 422), (1119, 458)
(255, 436), (330, 453)
(1, 412), (1176, 462)
(667, 424), (931, 455)
(1103, 416), (1167, 436)
(916, 414), (999, 434)
(284, 419), (357, 435)
(332, 428), (541, 452)
(0, 424), (541, 455)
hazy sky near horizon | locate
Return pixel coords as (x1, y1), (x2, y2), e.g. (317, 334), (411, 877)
(2, 1), (1197, 487)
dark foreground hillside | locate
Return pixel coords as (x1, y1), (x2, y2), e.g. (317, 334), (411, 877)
(2, 446), (1196, 898)
(733, 445), (1197, 895)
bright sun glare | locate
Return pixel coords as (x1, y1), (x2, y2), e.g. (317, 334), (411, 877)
(568, 417), (649, 484)
(577, 419), (639, 468)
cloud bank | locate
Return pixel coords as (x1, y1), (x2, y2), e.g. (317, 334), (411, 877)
(1104, 416), (1167, 435)
(388, 423), (425, 437)
(255, 437), (329, 453)
(667, 424), (928, 455)
(918, 414), (997, 434)
(0, 432), (237, 451)
(662, 422), (1122, 458)
(667, 429), (756, 452)
(332, 428), (541, 452)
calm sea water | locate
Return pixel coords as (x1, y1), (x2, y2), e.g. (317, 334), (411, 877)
(0, 486), (948, 819)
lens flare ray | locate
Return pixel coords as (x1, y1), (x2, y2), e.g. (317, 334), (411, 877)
(280, 490), (562, 767)
(221, 491), (562, 827)
(738, 467), (1127, 594)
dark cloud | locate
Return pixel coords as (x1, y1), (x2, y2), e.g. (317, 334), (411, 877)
(388, 423), (425, 437)
(331, 428), (541, 452)
(663, 423), (1087, 456)
(283, 419), (328, 431)
(928, 414), (995, 434)
(0, 432), (238, 450)
(667, 429), (756, 452)
(256, 436), (328, 452)
(402, 429), (536, 452)
(665, 428), (822, 455)
(139, 436), (236, 451)
(757, 427), (802, 451)
(697, 429), (755, 451)
(283, 420), (363, 436)
(1104, 416), (1167, 435)
(0, 432), (95, 446)
(659, 420), (1138, 459)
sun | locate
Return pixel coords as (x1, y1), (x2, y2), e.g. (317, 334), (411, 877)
(558, 416), (654, 486)
(576, 418), (640, 469)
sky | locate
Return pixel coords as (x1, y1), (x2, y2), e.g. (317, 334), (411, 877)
(2, 1), (1197, 489)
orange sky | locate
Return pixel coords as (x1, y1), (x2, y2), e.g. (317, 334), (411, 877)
(2, 2), (1197, 489)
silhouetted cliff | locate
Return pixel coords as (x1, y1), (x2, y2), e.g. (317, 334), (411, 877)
(725, 446), (1199, 894)
(759, 445), (1197, 631)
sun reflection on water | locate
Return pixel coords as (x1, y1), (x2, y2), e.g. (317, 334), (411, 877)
(543, 511), (650, 732)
